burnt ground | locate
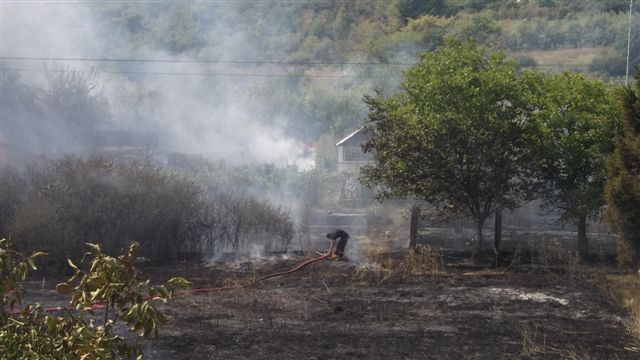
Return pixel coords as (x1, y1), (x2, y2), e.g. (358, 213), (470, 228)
(120, 255), (640, 360)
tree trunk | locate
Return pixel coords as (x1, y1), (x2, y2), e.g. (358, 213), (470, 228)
(474, 220), (484, 262)
(409, 205), (420, 248)
(494, 208), (502, 251)
(577, 215), (588, 260)
(633, 227), (640, 268)
(635, 240), (640, 268)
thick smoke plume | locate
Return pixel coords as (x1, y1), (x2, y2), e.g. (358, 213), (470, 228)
(1, 2), (314, 168)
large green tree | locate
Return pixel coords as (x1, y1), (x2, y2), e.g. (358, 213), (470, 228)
(524, 71), (621, 259)
(361, 39), (540, 256)
(605, 71), (640, 266)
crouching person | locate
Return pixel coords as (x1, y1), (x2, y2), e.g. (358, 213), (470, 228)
(326, 229), (349, 260)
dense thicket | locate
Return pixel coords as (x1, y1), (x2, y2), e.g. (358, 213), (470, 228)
(606, 71), (640, 266)
(0, 156), (294, 267)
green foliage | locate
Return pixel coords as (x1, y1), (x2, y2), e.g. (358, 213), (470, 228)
(588, 51), (629, 77)
(1, 305), (141, 360)
(523, 71), (621, 258)
(605, 72), (640, 266)
(397, 0), (447, 20)
(59, 242), (191, 337)
(361, 39), (540, 253)
(449, 12), (502, 46)
(589, 15), (640, 77)
(524, 71), (621, 222)
(0, 239), (46, 318)
(0, 240), (190, 359)
(504, 12), (625, 51)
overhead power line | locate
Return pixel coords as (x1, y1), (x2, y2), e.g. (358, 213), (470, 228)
(0, 56), (414, 67)
(0, 67), (403, 79)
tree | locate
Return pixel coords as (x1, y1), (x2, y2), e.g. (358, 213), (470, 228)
(524, 71), (621, 260)
(360, 39), (540, 257)
(39, 68), (111, 153)
(605, 70), (640, 266)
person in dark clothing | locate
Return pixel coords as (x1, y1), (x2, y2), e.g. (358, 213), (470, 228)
(326, 229), (349, 260)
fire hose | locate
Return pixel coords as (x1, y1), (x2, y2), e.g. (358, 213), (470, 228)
(11, 251), (332, 315)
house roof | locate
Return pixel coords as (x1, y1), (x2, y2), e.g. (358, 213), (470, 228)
(336, 127), (365, 146)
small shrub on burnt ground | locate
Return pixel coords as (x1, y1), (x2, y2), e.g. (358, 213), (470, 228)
(198, 190), (294, 256)
(356, 241), (444, 283)
(2, 155), (294, 268)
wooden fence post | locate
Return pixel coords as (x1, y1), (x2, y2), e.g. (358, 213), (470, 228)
(494, 208), (502, 251)
(409, 205), (420, 248)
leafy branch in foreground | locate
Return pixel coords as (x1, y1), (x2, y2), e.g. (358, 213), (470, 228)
(0, 239), (191, 359)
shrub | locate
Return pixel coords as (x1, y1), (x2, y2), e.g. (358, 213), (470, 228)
(0, 239), (190, 359)
(5, 155), (295, 266)
(0, 167), (25, 238)
(9, 155), (203, 264)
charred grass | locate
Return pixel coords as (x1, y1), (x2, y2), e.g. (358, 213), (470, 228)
(132, 246), (640, 359)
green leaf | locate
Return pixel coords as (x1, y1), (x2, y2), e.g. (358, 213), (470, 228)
(30, 251), (48, 259)
(165, 277), (192, 289)
(85, 243), (101, 255)
(67, 258), (80, 271)
(56, 283), (74, 295)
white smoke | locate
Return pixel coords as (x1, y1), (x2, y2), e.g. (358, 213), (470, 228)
(1, 2), (314, 168)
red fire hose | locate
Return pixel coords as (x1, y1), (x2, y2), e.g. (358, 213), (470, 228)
(10, 252), (332, 315)
(171, 251), (331, 297)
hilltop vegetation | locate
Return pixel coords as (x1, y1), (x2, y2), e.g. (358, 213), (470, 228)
(92, 0), (639, 148)
(3, 0), (638, 169)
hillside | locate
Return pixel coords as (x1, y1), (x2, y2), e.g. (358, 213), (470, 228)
(1, 0), (638, 168)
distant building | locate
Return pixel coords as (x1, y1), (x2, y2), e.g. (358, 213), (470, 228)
(336, 127), (373, 173)
(336, 127), (374, 205)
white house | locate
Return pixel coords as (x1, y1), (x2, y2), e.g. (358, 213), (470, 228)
(336, 127), (373, 173)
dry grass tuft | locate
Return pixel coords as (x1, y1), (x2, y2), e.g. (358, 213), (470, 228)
(519, 323), (594, 359)
(355, 241), (445, 283)
(599, 273), (640, 342)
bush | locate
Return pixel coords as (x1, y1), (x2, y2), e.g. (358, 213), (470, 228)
(0, 239), (190, 359)
(516, 55), (538, 69)
(199, 190), (294, 256)
(589, 52), (628, 77)
(0, 167), (25, 238)
(8, 155), (203, 264)
(5, 155), (294, 267)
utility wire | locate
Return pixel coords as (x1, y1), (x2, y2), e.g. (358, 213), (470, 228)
(0, 67), (403, 79)
(0, 56), (594, 69)
(0, 56), (414, 67)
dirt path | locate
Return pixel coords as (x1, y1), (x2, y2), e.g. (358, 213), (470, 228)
(144, 260), (639, 359)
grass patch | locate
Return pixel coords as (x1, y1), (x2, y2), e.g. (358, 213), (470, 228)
(512, 46), (610, 71)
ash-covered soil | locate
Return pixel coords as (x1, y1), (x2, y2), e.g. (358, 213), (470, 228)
(140, 256), (640, 360)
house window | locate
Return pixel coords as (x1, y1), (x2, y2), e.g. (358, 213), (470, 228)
(342, 146), (371, 161)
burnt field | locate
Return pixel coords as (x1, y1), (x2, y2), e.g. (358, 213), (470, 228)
(108, 252), (640, 359)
